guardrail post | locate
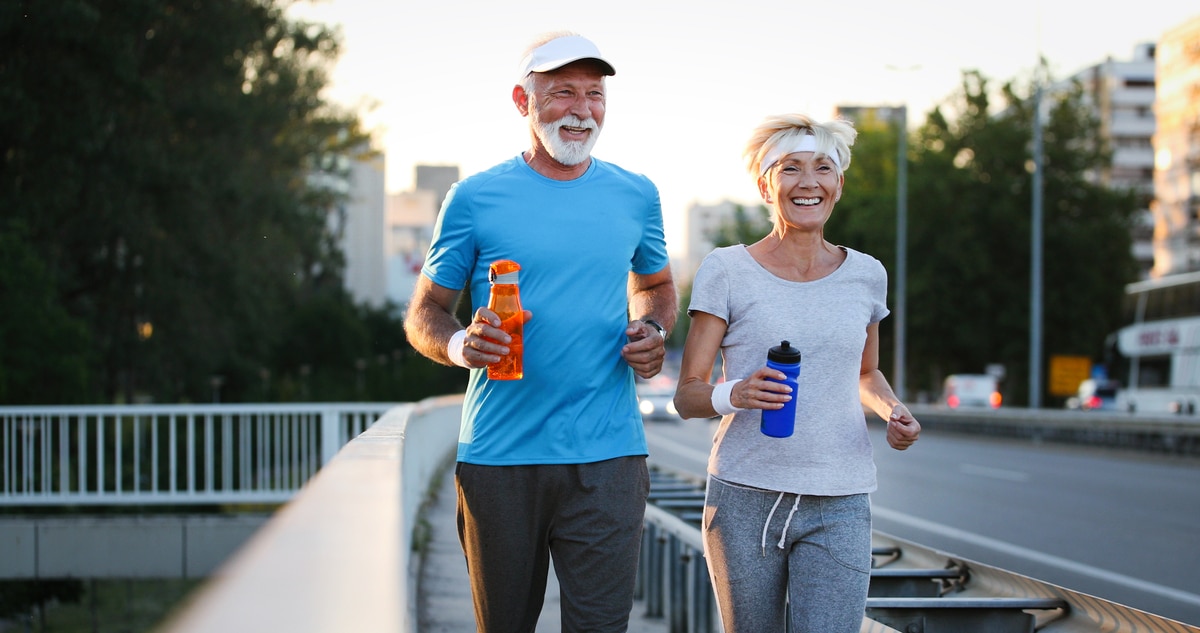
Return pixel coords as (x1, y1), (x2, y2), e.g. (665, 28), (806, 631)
(688, 550), (713, 633)
(320, 409), (341, 466)
(643, 525), (663, 618)
(669, 537), (687, 633)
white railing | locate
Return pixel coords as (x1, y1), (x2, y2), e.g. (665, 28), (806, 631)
(157, 396), (463, 633)
(0, 403), (397, 506)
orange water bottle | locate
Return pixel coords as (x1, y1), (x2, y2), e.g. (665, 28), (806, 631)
(486, 259), (524, 380)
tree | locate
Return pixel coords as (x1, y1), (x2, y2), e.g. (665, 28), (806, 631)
(0, 223), (93, 403)
(0, 1), (373, 403)
(904, 70), (1138, 404)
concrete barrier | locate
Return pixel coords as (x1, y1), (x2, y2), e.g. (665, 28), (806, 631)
(0, 515), (268, 579)
(902, 404), (1200, 456)
(155, 395), (463, 633)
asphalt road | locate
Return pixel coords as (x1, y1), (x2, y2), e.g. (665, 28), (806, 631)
(643, 414), (1200, 626)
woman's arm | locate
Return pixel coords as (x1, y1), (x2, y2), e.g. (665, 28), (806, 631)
(674, 311), (792, 419)
(858, 322), (921, 450)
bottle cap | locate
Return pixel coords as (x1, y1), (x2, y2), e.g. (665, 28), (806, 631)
(768, 340), (801, 364)
(489, 259), (520, 284)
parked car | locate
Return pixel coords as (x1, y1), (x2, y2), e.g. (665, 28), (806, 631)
(1074, 378), (1119, 411)
(940, 374), (1002, 409)
(636, 377), (679, 422)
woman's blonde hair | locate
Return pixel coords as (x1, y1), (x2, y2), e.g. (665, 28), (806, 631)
(743, 114), (858, 180)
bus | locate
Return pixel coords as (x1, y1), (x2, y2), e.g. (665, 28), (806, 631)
(1112, 270), (1200, 414)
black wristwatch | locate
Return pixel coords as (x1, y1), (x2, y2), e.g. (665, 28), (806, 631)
(642, 319), (667, 340)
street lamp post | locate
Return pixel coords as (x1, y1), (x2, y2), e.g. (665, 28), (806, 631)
(885, 65), (917, 402)
(895, 105), (908, 401)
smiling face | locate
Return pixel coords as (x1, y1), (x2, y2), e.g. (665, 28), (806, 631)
(516, 60), (607, 171)
(759, 152), (844, 233)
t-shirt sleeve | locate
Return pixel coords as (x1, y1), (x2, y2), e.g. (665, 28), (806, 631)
(870, 257), (890, 324)
(630, 179), (670, 275)
(420, 181), (474, 291)
(688, 250), (731, 322)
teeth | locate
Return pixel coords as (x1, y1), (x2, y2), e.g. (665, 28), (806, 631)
(792, 197), (821, 205)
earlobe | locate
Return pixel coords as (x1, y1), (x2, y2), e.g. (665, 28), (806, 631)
(512, 85), (529, 116)
(758, 177), (772, 204)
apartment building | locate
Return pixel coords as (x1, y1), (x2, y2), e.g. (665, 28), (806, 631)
(1151, 15), (1200, 277)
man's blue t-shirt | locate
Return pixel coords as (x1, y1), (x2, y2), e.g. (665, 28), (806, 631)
(421, 155), (670, 465)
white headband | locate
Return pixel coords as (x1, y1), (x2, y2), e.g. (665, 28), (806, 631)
(759, 134), (841, 176)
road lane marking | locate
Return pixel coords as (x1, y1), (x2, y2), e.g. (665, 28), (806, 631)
(958, 463), (1031, 482)
(872, 505), (1200, 609)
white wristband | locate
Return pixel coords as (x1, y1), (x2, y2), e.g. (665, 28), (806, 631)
(711, 379), (744, 416)
(447, 329), (471, 368)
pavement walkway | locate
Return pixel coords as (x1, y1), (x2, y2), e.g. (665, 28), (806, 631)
(415, 464), (671, 633)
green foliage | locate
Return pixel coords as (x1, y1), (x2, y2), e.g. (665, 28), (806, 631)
(903, 70), (1137, 404)
(0, 578), (200, 632)
(0, 579), (83, 622)
(0, 223), (94, 403)
(0, 1), (458, 404)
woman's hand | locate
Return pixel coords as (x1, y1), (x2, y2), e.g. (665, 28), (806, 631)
(886, 404), (921, 450)
(730, 366), (793, 410)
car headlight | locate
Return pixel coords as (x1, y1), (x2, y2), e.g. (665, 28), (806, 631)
(639, 400), (655, 415)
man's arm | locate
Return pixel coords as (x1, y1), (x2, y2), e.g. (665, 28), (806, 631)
(405, 274), (523, 369)
(628, 265), (677, 334)
(404, 275), (465, 366)
(622, 265), (677, 379)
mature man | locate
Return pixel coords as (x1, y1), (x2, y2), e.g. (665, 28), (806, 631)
(404, 31), (677, 633)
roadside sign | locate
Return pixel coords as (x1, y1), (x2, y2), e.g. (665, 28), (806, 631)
(1049, 355), (1092, 397)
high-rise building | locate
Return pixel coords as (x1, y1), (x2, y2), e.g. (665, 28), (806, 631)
(679, 199), (767, 285)
(415, 164), (459, 211)
(338, 150), (388, 308)
(1151, 15), (1200, 277)
(386, 165), (461, 308)
(1067, 43), (1158, 277)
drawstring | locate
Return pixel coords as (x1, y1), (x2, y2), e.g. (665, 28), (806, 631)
(761, 492), (784, 555)
(779, 495), (801, 549)
(760, 492), (803, 554)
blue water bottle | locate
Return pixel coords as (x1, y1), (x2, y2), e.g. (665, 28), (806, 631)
(761, 340), (801, 438)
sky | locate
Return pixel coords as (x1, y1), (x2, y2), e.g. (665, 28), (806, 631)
(286, 1), (1198, 251)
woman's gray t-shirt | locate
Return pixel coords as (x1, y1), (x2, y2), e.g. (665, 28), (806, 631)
(688, 244), (889, 496)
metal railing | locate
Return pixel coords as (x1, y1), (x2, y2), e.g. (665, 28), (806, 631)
(640, 466), (1200, 633)
(0, 403), (395, 506)
(6, 400), (1199, 632)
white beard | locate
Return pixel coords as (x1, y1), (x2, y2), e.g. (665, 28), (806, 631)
(533, 114), (601, 166)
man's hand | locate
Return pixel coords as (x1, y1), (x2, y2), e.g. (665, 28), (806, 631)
(621, 320), (666, 379)
(458, 308), (533, 369)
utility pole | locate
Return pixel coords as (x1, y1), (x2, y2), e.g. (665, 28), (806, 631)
(1030, 81), (1045, 409)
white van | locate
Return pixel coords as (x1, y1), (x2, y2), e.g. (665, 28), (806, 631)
(941, 374), (1002, 409)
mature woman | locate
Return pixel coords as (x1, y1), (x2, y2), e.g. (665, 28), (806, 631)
(673, 113), (921, 632)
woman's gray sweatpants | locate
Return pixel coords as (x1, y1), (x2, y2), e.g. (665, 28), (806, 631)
(702, 475), (872, 633)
